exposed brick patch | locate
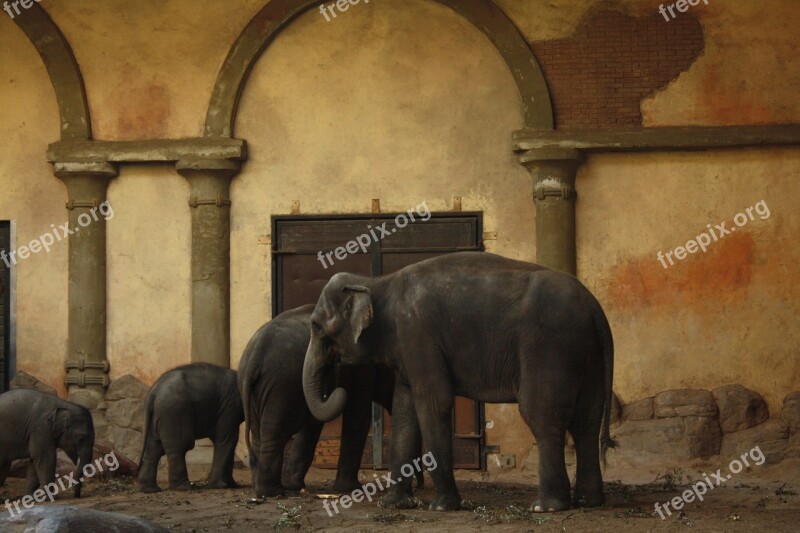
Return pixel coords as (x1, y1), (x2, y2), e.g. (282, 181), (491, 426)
(531, 10), (704, 128)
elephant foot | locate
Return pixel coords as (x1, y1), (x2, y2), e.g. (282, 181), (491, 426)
(428, 493), (461, 512)
(256, 486), (285, 498)
(138, 483), (161, 494)
(168, 480), (193, 491)
(381, 488), (418, 510)
(332, 479), (362, 494)
(573, 491), (605, 509)
(530, 495), (571, 513)
(207, 479), (232, 490)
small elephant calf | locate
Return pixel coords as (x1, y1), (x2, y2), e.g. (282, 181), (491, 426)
(137, 363), (244, 492)
(0, 388), (95, 499)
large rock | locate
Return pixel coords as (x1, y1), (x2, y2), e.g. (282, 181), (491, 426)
(105, 374), (150, 401)
(712, 384), (769, 433)
(106, 426), (144, 466)
(781, 391), (800, 435)
(0, 506), (168, 532)
(106, 398), (145, 432)
(654, 389), (717, 418)
(622, 397), (654, 421)
(684, 416), (722, 458)
(613, 417), (689, 459)
(720, 418), (789, 464)
(10, 371), (57, 396)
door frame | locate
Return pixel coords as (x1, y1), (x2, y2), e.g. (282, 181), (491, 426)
(0, 221), (16, 392)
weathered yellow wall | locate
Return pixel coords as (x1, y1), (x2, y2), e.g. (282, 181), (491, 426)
(1, 0), (799, 465)
(0, 15), (67, 396)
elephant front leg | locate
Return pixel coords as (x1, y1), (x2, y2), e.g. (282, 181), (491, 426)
(28, 451), (56, 496)
(0, 460), (10, 486)
(411, 382), (461, 511)
(381, 382), (421, 509)
(333, 385), (373, 493)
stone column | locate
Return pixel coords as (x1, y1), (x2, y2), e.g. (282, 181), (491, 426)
(55, 161), (118, 409)
(176, 158), (240, 368)
(518, 148), (584, 275)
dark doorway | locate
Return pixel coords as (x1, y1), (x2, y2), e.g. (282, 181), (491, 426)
(0, 222), (12, 392)
(272, 211), (486, 470)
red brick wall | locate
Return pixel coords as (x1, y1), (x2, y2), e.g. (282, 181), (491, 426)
(531, 10), (704, 128)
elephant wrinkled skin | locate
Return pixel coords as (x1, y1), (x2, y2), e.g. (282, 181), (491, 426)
(303, 252), (615, 512)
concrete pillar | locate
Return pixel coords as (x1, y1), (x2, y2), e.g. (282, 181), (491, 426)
(176, 158), (240, 367)
(518, 148), (584, 275)
(55, 161), (117, 409)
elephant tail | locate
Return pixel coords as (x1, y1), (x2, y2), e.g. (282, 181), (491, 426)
(138, 390), (156, 473)
(240, 346), (257, 469)
(591, 295), (617, 466)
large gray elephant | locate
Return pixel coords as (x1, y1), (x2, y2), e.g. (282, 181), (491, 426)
(303, 251), (615, 512)
(239, 305), (420, 498)
(137, 363), (244, 492)
(0, 389), (95, 498)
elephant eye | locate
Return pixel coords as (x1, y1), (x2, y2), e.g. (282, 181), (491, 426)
(312, 321), (324, 336)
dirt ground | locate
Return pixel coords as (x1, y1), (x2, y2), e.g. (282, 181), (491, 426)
(2, 458), (799, 532)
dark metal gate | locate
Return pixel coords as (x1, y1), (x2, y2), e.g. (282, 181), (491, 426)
(272, 211), (486, 470)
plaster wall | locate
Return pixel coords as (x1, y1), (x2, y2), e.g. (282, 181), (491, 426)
(0, 0), (798, 464)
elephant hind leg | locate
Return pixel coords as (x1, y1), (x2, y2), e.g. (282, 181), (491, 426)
(162, 441), (192, 491)
(137, 433), (165, 493)
(518, 379), (573, 513)
(208, 433), (239, 489)
(568, 379), (606, 508)
(282, 421), (323, 492)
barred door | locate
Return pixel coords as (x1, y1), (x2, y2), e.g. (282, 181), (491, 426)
(272, 212), (486, 470)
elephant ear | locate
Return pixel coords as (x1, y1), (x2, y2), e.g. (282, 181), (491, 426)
(53, 408), (71, 439)
(343, 285), (372, 344)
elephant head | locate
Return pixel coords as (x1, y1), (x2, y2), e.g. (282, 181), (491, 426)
(54, 404), (95, 498)
(303, 273), (374, 422)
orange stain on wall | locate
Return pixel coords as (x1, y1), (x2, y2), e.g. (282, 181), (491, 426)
(607, 230), (755, 310)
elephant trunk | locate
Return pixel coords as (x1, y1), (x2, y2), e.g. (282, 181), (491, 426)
(74, 447), (93, 498)
(302, 335), (347, 422)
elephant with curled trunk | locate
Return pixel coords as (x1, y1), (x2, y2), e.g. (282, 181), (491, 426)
(0, 389), (95, 498)
(303, 251), (616, 512)
(239, 304), (421, 498)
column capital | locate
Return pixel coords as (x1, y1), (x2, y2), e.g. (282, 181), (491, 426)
(175, 157), (240, 178)
(53, 161), (118, 181)
(516, 147), (584, 168)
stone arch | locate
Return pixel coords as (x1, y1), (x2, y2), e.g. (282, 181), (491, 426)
(12, 4), (91, 140)
(204, 0), (554, 138)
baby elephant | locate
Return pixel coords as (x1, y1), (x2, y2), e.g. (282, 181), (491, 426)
(137, 363), (244, 492)
(0, 389), (95, 498)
